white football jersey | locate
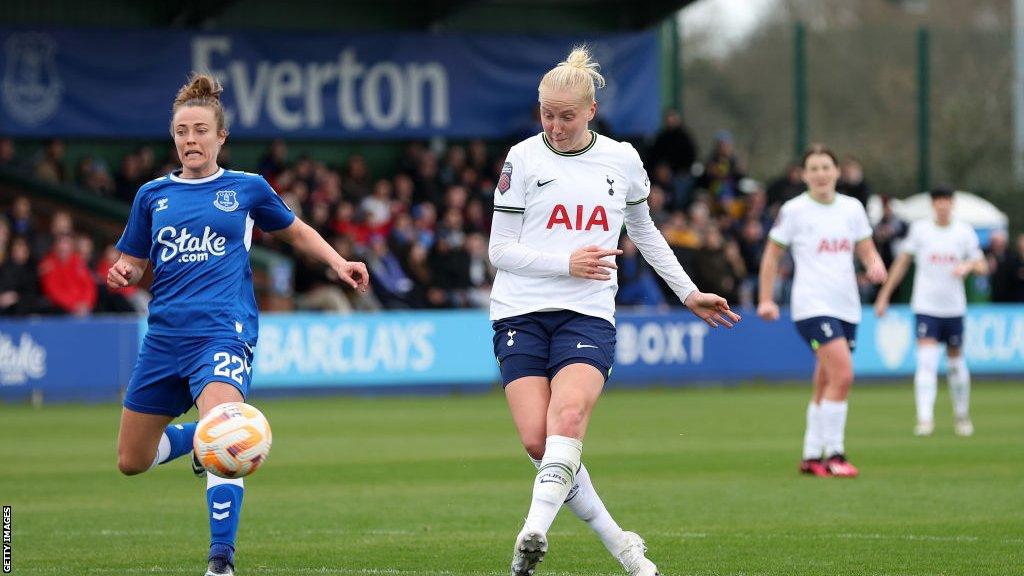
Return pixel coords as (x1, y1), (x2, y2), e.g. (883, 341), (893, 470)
(902, 219), (982, 317)
(489, 131), (649, 325)
(769, 193), (873, 323)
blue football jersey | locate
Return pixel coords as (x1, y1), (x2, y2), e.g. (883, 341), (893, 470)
(117, 168), (295, 342)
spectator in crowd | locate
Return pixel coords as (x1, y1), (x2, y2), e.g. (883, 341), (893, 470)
(0, 235), (48, 315)
(366, 234), (416, 308)
(258, 138), (289, 183)
(0, 137), (28, 175)
(649, 108), (698, 177)
(33, 138), (67, 184)
(343, 154), (372, 201)
(465, 232), (494, 308)
(34, 210), (73, 260)
(7, 195), (34, 239)
(872, 196), (908, 268)
(736, 216), (767, 308)
(766, 162), (804, 209)
(990, 232), (1024, 302)
(987, 231), (1014, 302)
(76, 155), (116, 197)
(38, 232), (96, 316)
(693, 227), (746, 304)
(115, 152), (146, 202)
(616, 236), (667, 308)
(698, 130), (745, 213)
(837, 156), (871, 207)
(292, 250), (354, 313)
(427, 228), (470, 307)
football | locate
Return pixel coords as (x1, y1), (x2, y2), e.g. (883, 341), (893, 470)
(193, 402), (272, 478)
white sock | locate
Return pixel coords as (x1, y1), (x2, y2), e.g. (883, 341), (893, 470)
(148, 433), (172, 470)
(207, 474), (244, 490)
(802, 402), (824, 460)
(947, 355), (971, 420)
(820, 400), (848, 457)
(914, 345), (940, 424)
(530, 457), (626, 555)
(524, 436), (582, 534)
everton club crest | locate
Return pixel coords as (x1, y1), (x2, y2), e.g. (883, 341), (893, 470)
(214, 190), (239, 212)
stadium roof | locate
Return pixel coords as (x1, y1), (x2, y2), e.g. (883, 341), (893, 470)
(2, 0), (698, 31)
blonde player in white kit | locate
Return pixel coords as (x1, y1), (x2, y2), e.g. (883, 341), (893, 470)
(758, 145), (887, 478)
(489, 47), (740, 576)
(874, 185), (987, 437)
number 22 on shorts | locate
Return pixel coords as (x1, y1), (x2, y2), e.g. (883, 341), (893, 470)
(213, 351), (250, 385)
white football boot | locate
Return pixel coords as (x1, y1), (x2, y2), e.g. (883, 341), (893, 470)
(914, 420), (934, 437)
(616, 531), (660, 576)
(510, 528), (547, 576)
(954, 418), (974, 437)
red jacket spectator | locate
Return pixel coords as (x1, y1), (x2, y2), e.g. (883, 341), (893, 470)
(38, 234), (96, 315)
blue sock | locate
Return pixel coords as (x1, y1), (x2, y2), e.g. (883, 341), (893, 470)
(157, 422), (196, 466)
(207, 477), (244, 565)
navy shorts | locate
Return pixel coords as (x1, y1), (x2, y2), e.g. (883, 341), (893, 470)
(124, 333), (254, 417)
(916, 314), (964, 347)
(492, 310), (616, 387)
(794, 316), (858, 352)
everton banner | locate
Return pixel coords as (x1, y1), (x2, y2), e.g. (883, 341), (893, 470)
(0, 28), (659, 139)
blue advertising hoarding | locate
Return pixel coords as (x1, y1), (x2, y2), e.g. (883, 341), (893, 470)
(1, 306), (1020, 403)
(0, 28), (659, 139)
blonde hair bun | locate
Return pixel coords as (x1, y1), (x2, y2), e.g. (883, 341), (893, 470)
(539, 45), (606, 103)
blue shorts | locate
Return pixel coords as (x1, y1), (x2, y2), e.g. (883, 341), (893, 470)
(124, 333), (254, 417)
(492, 310), (616, 387)
(794, 316), (858, 352)
(916, 314), (964, 347)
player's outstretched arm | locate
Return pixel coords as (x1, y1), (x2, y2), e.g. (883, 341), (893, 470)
(757, 241), (784, 321)
(683, 290), (740, 329)
(623, 203), (739, 328)
(855, 238), (888, 285)
(874, 252), (912, 317)
(272, 218), (369, 292)
(623, 202), (696, 300)
(953, 256), (988, 279)
(107, 254), (149, 289)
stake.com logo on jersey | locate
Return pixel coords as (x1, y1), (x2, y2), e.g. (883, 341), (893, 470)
(156, 226), (227, 263)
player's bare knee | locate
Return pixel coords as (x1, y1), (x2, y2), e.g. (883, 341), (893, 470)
(524, 443), (545, 461)
(552, 405), (587, 435)
(117, 452), (149, 476)
(832, 369), (854, 395)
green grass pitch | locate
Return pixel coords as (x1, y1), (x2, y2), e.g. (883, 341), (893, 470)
(2, 381), (1022, 575)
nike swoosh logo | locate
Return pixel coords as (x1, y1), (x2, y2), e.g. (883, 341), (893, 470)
(537, 179), (556, 187)
(576, 342), (598, 349)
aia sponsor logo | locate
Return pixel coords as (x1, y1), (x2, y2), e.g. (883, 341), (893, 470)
(546, 204), (609, 231)
(817, 238), (851, 253)
(929, 253), (958, 265)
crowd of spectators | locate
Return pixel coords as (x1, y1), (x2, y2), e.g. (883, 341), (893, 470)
(1, 119), (1023, 318)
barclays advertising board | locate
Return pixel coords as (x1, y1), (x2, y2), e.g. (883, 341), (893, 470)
(855, 305), (1024, 376)
(0, 307), (1020, 403)
(0, 28), (658, 139)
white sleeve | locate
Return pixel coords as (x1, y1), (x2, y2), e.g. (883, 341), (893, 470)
(488, 210), (570, 277)
(901, 222), (921, 255)
(964, 226), (983, 261)
(620, 142), (651, 206)
(494, 145), (527, 213)
(853, 201), (873, 241)
(624, 202), (698, 303)
(768, 201), (795, 247)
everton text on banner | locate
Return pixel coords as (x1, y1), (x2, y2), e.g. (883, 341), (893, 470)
(0, 29), (658, 139)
